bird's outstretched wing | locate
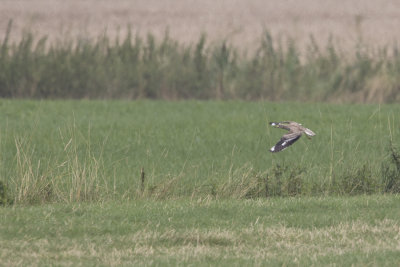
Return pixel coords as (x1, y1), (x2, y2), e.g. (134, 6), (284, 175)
(270, 133), (301, 153)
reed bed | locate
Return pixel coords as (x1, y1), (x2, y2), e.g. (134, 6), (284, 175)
(1, 21), (400, 102)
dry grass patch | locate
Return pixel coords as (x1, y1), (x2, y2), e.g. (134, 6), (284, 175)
(2, 219), (399, 266)
(2, 0), (400, 50)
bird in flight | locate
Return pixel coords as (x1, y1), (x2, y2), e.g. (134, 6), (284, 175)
(269, 121), (315, 152)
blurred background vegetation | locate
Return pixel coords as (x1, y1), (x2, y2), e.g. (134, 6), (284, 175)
(1, 21), (400, 103)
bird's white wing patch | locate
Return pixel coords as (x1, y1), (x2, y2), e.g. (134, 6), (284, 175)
(270, 133), (301, 153)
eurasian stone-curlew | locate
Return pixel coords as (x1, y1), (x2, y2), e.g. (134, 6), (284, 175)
(269, 121), (315, 153)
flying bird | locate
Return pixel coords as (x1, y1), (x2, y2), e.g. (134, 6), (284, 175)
(269, 121), (315, 152)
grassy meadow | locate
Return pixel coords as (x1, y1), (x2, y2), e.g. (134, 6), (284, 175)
(1, 196), (400, 265)
(0, 100), (399, 204)
(2, 2), (400, 265)
(0, 99), (399, 266)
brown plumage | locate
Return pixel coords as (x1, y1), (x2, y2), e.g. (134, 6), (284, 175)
(269, 121), (316, 153)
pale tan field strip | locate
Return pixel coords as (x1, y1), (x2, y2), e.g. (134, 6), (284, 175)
(1, 220), (399, 265)
(130, 220), (400, 259)
(2, 0), (400, 49)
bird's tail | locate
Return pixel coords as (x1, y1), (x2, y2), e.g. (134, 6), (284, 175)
(304, 128), (316, 137)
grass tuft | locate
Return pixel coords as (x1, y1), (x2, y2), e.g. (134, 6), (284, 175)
(382, 143), (400, 193)
(0, 180), (12, 205)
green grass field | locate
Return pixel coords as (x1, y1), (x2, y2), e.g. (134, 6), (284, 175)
(1, 196), (400, 266)
(1, 100), (399, 265)
(0, 100), (399, 203)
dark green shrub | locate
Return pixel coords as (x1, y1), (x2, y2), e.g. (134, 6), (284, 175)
(265, 164), (305, 197)
(382, 143), (400, 193)
(0, 181), (13, 206)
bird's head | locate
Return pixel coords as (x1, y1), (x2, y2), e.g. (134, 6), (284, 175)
(269, 121), (292, 127)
